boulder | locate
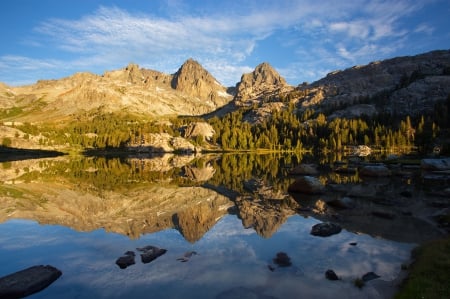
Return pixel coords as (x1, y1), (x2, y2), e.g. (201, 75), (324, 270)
(115, 251), (136, 269)
(137, 245), (167, 264)
(359, 164), (391, 177)
(310, 222), (342, 237)
(289, 164), (319, 175)
(327, 197), (356, 209)
(421, 158), (450, 171)
(0, 265), (62, 299)
(288, 176), (325, 194)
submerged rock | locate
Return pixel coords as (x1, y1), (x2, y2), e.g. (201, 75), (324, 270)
(273, 252), (292, 267)
(137, 245), (167, 264)
(371, 210), (396, 220)
(310, 222), (342, 237)
(421, 158), (450, 171)
(176, 251), (197, 262)
(216, 286), (278, 299)
(288, 176), (325, 194)
(289, 164), (319, 175)
(325, 269), (339, 280)
(115, 251), (136, 269)
(362, 271), (380, 282)
(359, 164), (391, 177)
(0, 265), (62, 299)
(327, 197), (356, 209)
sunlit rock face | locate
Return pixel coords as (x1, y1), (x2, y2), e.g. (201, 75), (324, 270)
(234, 62), (293, 105)
(171, 58), (232, 108)
(303, 50), (450, 117)
(1, 59), (233, 123)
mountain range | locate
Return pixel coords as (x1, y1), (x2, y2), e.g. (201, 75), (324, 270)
(1, 49), (449, 125)
(0, 49), (449, 155)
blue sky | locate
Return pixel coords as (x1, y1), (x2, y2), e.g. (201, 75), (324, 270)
(1, 0), (449, 87)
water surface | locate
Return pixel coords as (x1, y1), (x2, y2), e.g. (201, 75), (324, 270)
(0, 153), (437, 298)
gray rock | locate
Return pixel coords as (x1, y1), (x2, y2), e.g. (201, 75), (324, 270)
(289, 164), (319, 175)
(137, 245), (167, 264)
(310, 222), (342, 237)
(421, 158), (450, 171)
(371, 210), (396, 219)
(359, 165), (391, 177)
(0, 265), (62, 299)
(362, 271), (380, 282)
(327, 197), (356, 209)
(288, 176), (325, 194)
(115, 251), (136, 269)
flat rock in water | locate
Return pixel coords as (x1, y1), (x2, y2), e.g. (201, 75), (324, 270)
(362, 271), (381, 282)
(0, 265), (62, 299)
(310, 222), (342, 237)
(137, 245), (167, 264)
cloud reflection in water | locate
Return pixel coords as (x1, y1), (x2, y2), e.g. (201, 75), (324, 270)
(0, 215), (414, 299)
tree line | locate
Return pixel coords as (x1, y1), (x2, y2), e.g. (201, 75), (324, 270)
(6, 93), (449, 154)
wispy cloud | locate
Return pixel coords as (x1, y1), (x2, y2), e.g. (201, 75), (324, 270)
(0, 0), (446, 86)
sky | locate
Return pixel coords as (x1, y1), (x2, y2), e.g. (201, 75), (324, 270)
(0, 0), (449, 87)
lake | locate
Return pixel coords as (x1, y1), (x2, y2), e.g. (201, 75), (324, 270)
(0, 153), (444, 298)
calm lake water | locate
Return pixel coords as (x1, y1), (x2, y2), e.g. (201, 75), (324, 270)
(0, 153), (435, 298)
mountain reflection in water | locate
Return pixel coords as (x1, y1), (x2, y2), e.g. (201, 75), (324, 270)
(0, 153), (445, 298)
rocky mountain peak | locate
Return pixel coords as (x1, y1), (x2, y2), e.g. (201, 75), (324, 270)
(170, 59), (231, 107)
(234, 62), (291, 104)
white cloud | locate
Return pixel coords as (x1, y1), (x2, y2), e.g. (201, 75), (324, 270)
(0, 0), (445, 86)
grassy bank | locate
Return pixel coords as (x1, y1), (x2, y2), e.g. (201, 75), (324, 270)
(395, 236), (450, 299)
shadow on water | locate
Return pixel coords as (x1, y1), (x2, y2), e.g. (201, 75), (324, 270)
(0, 146), (65, 162)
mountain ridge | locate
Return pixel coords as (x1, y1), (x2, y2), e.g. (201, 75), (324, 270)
(1, 49), (449, 125)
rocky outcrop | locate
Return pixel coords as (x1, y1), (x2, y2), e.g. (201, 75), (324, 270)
(183, 121), (215, 141)
(234, 62), (293, 105)
(302, 50), (450, 117)
(127, 133), (197, 153)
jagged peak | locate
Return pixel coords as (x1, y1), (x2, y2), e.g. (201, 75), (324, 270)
(171, 58), (229, 103)
(234, 61), (290, 103)
(174, 58), (208, 77)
